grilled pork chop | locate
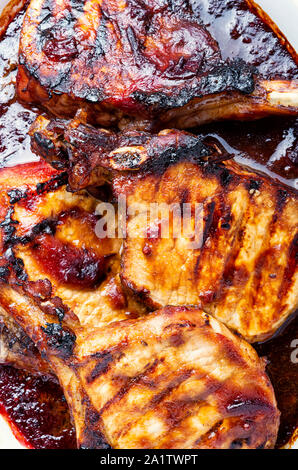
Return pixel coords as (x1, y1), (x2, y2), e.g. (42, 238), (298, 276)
(17, 0), (298, 129)
(0, 161), (280, 448)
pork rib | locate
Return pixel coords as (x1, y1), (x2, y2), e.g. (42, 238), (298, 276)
(17, 0), (298, 129)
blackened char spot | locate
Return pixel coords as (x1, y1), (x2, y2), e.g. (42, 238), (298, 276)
(0, 207), (19, 246)
(219, 167), (233, 187)
(98, 359), (161, 418)
(87, 342), (127, 383)
(36, 172), (68, 195)
(0, 264), (10, 282)
(230, 437), (251, 449)
(41, 322), (76, 357)
(4, 248), (28, 282)
(246, 179), (262, 191)
(87, 352), (115, 384)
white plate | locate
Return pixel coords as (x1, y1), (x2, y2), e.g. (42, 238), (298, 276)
(0, 0), (297, 450)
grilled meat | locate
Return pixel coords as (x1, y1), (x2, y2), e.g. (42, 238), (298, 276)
(0, 158), (145, 379)
(29, 120), (298, 342)
(110, 133), (297, 343)
(0, 286), (281, 448)
(18, 0), (298, 129)
(0, 159), (146, 447)
(0, 159), (280, 449)
(0, 160), (145, 330)
(75, 305), (280, 449)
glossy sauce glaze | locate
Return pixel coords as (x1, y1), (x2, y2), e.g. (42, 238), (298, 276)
(0, 365), (76, 448)
(0, 2), (297, 449)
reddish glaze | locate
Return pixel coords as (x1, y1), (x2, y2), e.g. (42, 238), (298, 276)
(0, 365), (76, 449)
(31, 233), (107, 288)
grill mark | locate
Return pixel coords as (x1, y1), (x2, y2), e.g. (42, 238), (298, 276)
(148, 369), (194, 408)
(79, 394), (111, 449)
(194, 194), (233, 303)
(151, 374), (231, 444)
(206, 328), (248, 369)
(193, 419), (224, 446)
(225, 396), (276, 417)
(87, 342), (128, 384)
(213, 190), (257, 319)
(115, 366), (195, 441)
(249, 248), (272, 311)
(248, 192), (295, 323)
(159, 375), (277, 447)
(194, 200), (216, 278)
(117, 356), (240, 444)
(99, 358), (160, 418)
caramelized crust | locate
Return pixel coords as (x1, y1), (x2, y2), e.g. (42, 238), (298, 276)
(18, 0), (298, 128)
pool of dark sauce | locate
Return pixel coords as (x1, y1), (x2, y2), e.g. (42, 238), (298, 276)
(0, 1), (297, 449)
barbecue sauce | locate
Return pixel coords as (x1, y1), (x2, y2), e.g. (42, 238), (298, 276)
(255, 316), (298, 448)
(0, 365), (76, 449)
(0, 1), (297, 449)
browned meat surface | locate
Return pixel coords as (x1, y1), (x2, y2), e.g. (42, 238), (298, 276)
(17, 0), (298, 129)
(109, 134), (297, 343)
(0, 161), (280, 449)
(75, 306), (279, 449)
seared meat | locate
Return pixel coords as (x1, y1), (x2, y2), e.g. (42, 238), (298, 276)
(0, 158), (280, 449)
(0, 286), (281, 448)
(18, 0), (298, 129)
(0, 159), (146, 447)
(109, 134), (298, 343)
(75, 306), (280, 449)
(0, 158), (144, 377)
